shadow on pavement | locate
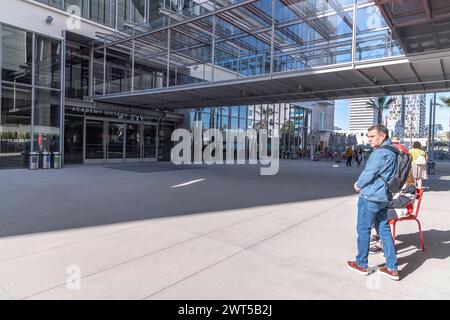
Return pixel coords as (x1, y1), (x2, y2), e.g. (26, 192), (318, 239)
(0, 161), (363, 238)
(394, 229), (450, 279)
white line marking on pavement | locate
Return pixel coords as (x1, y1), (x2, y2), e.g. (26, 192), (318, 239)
(171, 178), (205, 188)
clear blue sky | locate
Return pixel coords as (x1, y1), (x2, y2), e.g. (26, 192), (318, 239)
(334, 93), (450, 131)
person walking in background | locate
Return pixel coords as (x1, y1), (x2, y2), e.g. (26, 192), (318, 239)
(355, 147), (363, 167)
(346, 146), (353, 167)
(410, 141), (428, 189)
(347, 124), (400, 281)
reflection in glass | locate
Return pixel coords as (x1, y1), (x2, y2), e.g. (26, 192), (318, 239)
(90, 0), (115, 27)
(143, 125), (156, 158)
(35, 35), (61, 89)
(86, 120), (104, 159)
(33, 89), (61, 153)
(64, 116), (84, 164)
(66, 41), (90, 99)
(0, 83), (32, 167)
(2, 26), (33, 84)
(126, 123), (140, 158)
(106, 48), (132, 94)
(107, 122), (124, 158)
(93, 50), (104, 95)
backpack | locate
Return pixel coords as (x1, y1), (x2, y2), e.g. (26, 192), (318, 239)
(416, 155), (426, 165)
(379, 145), (412, 194)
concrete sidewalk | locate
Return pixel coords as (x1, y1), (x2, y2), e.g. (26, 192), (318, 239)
(0, 160), (449, 299)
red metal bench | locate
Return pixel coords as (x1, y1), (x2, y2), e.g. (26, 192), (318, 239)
(389, 188), (425, 251)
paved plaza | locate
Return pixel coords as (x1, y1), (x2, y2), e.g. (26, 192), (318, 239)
(0, 160), (449, 300)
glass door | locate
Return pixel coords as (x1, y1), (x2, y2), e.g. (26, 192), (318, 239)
(107, 122), (124, 159)
(143, 124), (157, 159)
(64, 116), (83, 164)
(125, 122), (140, 159)
(85, 119), (104, 159)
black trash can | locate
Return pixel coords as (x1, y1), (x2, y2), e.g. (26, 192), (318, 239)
(427, 160), (436, 175)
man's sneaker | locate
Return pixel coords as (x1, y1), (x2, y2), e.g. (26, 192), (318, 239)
(370, 235), (380, 244)
(369, 244), (383, 255)
(377, 266), (400, 281)
(346, 261), (369, 275)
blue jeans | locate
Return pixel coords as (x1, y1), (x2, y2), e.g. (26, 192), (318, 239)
(356, 197), (398, 271)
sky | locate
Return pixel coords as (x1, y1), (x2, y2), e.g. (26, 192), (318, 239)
(334, 92), (450, 132)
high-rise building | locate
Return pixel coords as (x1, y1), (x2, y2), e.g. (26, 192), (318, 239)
(387, 94), (426, 139)
(348, 98), (377, 132)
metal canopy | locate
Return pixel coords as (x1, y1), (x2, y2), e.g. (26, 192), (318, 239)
(92, 0), (450, 109)
(94, 51), (450, 108)
(374, 0), (450, 53)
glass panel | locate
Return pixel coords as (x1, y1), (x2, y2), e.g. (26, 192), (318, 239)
(274, 0), (353, 71)
(125, 122), (140, 158)
(239, 117), (247, 130)
(33, 88), (61, 153)
(117, 0), (129, 30)
(169, 19), (212, 87)
(35, 35), (62, 89)
(85, 120), (104, 159)
(106, 47), (132, 94)
(2, 26), (32, 85)
(64, 115), (83, 164)
(65, 41), (90, 99)
(133, 29), (168, 91)
(130, 0), (146, 24)
(36, 0), (63, 9)
(107, 121), (124, 158)
(356, 3), (402, 61)
(93, 50), (104, 95)
(143, 124), (156, 158)
(90, 0), (115, 27)
(0, 83), (32, 168)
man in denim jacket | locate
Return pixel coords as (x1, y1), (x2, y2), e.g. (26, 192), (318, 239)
(347, 125), (400, 280)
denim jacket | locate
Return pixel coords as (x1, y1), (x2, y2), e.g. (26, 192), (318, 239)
(356, 140), (398, 203)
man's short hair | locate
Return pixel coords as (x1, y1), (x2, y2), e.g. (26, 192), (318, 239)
(368, 124), (389, 139)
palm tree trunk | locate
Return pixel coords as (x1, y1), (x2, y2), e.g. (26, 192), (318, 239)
(378, 107), (383, 125)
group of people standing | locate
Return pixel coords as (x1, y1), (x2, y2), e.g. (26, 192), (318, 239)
(347, 125), (429, 281)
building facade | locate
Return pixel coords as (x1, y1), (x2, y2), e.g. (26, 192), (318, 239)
(348, 97), (376, 132)
(387, 94), (426, 139)
(0, 0), (414, 168)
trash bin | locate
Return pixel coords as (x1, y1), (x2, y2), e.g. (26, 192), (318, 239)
(41, 152), (51, 169)
(52, 152), (61, 169)
(29, 152), (39, 170)
(427, 161), (436, 175)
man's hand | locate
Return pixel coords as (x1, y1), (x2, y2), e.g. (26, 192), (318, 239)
(354, 182), (361, 193)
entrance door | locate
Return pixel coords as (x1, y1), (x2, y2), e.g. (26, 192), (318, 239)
(143, 124), (157, 159)
(85, 119), (104, 160)
(64, 116), (83, 164)
(107, 122), (124, 159)
(125, 122), (140, 159)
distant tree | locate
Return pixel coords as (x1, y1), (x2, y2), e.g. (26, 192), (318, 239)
(438, 96), (450, 155)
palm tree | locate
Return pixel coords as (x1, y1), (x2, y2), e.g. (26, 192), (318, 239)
(438, 96), (450, 159)
(368, 96), (395, 124)
(254, 105), (275, 130)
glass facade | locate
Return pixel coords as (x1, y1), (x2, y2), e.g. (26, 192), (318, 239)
(0, 24), (62, 168)
(37, 0), (159, 30)
(187, 103), (310, 159)
(65, 41), (90, 99)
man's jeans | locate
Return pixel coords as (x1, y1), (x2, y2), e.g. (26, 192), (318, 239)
(356, 197), (398, 271)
